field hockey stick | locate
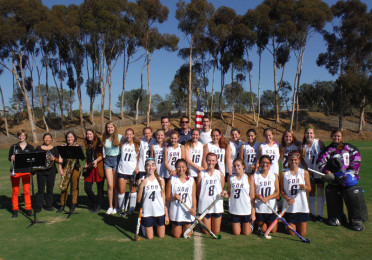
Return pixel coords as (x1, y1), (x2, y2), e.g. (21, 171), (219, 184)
(183, 194), (222, 239)
(264, 192), (301, 239)
(307, 168), (335, 182)
(134, 207), (142, 241)
(179, 199), (222, 239)
(264, 200), (310, 243)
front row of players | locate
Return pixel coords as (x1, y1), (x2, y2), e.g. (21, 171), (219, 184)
(137, 152), (311, 239)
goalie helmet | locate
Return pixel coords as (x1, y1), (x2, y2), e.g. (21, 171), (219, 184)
(327, 153), (343, 173)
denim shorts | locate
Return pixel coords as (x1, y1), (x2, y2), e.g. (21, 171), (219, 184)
(104, 155), (119, 170)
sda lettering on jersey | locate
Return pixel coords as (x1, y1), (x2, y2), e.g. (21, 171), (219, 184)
(231, 183), (244, 189)
(259, 181), (272, 187)
(145, 184), (160, 191)
(205, 179), (218, 185)
(176, 186), (190, 193)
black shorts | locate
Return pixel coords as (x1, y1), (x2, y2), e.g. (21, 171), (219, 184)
(312, 178), (325, 185)
(255, 213), (277, 224)
(136, 172), (146, 180)
(204, 213), (223, 219)
(284, 213), (310, 224)
(171, 220), (192, 226)
(141, 215), (166, 227)
(230, 214), (251, 224)
(117, 173), (133, 180)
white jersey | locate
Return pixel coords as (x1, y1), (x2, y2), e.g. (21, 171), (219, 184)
(242, 141), (260, 173)
(229, 174), (252, 215)
(254, 171), (277, 214)
(142, 178), (165, 217)
(282, 168), (309, 213)
(260, 142), (280, 175)
(304, 139), (322, 179)
(167, 144), (182, 171)
(153, 143), (168, 179)
(229, 140), (244, 174)
(138, 138), (156, 172)
(282, 143), (301, 171)
(169, 176), (195, 222)
(200, 129), (212, 145)
(187, 142), (204, 177)
(198, 170), (223, 214)
(117, 142), (138, 175)
(207, 142), (226, 175)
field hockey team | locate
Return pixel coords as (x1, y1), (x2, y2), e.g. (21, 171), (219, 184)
(8, 116), (367, 239)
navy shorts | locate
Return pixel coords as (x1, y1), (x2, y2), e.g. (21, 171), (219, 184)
(141, 215), (166, 227)
(136, 172), (146, 180)
(117, 173), (133, 180)
(104, 155), (119, 170)
(230, 214), (251, 224)
(171, 220), (192, 226)
(204, 213), (223, 219)
(255, 213), (277, 224)
(284, 213), (310, 224)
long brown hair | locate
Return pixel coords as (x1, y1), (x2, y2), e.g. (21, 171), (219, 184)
(211, 128), (227, 149)
(102, 121), (120, 147)
(280, 129), (301, 156)
(84, 129), (101, 150)
(123, 128), (140, 153)
(65, 131), (77, 146)
(186, 128), (200, 149)
(145, 159), (163, 190)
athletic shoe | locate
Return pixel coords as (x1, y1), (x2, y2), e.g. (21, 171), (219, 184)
(328, 218), (341, 226)
(12, 210), (18, 218)
(106, 208), (114, 214)
(26, 210), (33, 216)
(351, 219), (364, 231)
(112, 208), (117, 214)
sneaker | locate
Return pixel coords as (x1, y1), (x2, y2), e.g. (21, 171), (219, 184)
(26, 210), (33, 216)
(12, 210), (18, 218)
(106, 208), (114, 215)
(255, 227), (265, 237)
(112, 208), (117, 214)
(351, 219), (364, 231)
(328, 218), (341, 226)
(56, 206), (64, 213)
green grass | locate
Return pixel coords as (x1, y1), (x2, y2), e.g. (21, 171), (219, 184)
(0, 143), (371, 260)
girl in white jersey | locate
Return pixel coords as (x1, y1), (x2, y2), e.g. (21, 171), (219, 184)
(102, 122), (123, 214)
(137, 127), (156, 180)
(202, 128), (227, 177)
(256, 128), (280, 175)
(166, 159), (197, 238)
(240, 129), (260, 174)
(254, 155), (280, 234)
(150, 130), (167, 180)
(302, 126), (325, 222)
(137, 158), (168, 240)
(164, 131), (185, 180)
(280, 129), (305, 172)
(223, 159), (255, 236)
(185, 129), (204, 180)
(226, 128), (244, 176)
(280, 152), (311, 237)
(117, 128), (140, 212)
(197, 153), (226, 235)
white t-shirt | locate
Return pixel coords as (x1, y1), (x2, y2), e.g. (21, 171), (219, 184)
(200, 129), (212, 145)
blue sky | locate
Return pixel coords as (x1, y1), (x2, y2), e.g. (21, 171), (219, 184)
(1, 0), (371, 113)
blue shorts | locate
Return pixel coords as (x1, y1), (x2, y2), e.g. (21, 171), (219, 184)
(141, 215), (166, 227)
(255, 213), (277, 224)
(284, 213), (310, 224)
(171, 220), (192, 226)
(204, 213), (223, 219)
(104, 155), (119, 170)
(117, 173), (133, 180)
(230, 214), (251, 224)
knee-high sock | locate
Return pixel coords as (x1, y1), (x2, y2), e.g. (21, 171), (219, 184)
(309, 196), (316, 215)
(118, 193), (125, 211)
(317, 188), (325, 217)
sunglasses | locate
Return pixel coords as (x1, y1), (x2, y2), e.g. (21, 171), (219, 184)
(181, 121), (189, 124)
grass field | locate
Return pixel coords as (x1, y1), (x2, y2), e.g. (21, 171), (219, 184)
(0, 142), (371, 259)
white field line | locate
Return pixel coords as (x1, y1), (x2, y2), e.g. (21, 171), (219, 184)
(194, 229), (204, 260)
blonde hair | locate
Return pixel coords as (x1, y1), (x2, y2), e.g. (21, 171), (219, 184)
(102, 122), (120, 147)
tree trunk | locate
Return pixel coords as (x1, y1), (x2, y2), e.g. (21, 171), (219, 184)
(77, 75), (85, 138)
(246, 50), (255, 121)
(58, 57), (64, 129)
(188, 37), (193, 122)
(136, 59), (146, 124)
(231, 101), (235, 127)
(0, 85), (9, 137)
(121, 51), (129, 121)
(146, 50), (151, 127)
(256, 53), (262, 127)
(219, 69), (224, 120)
(210, 64), (215, 123)
(69, 89), (73, 120)
(290, 57), (300, 131)
(358, 96), (366, 134)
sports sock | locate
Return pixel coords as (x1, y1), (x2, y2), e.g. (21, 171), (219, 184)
(118, 193), (125, 211)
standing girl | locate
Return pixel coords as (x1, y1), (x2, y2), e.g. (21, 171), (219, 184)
(9, 130), (35, 218)
(83, 129), (104, 213)
(280, 129), (304, 172)
(302, 126), (325, 221)
(280, 152), (311, 236)
(226, 128), (244, 176)
(197, 153), (225, 235)
(102, 122), (122, 214)
(185, 129), (204, 180)
(202, 129), (227, 177)
(224, 159), (255, 235)
(137, 158), (168, 240)
(150, 129), (167, 180)
(166, 159), (197, 238)
(254, 155), (280, 233)
(256, 128), (280, 175)
(117, 128), (140, 212)
(240, 129), (260, 174)
(164, 130), (185, 179)
(57, 131), (82, 214)
(137, 127), (156, 180)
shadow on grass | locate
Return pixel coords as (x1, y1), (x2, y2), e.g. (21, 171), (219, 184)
(100, 212), (137, 241)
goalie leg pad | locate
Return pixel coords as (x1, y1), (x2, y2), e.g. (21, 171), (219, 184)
(342, 185), (368, 223)
(325, 184), (345, 221)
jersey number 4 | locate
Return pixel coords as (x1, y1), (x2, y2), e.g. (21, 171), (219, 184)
(149, 191), (156, 201)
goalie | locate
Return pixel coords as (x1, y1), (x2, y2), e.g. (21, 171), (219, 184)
(318, 130), (367, 231)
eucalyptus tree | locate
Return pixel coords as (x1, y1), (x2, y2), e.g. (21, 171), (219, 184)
(0, 0), (48, 142)
(224, 74), (244, 127)
(176, 0), (214, 122)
